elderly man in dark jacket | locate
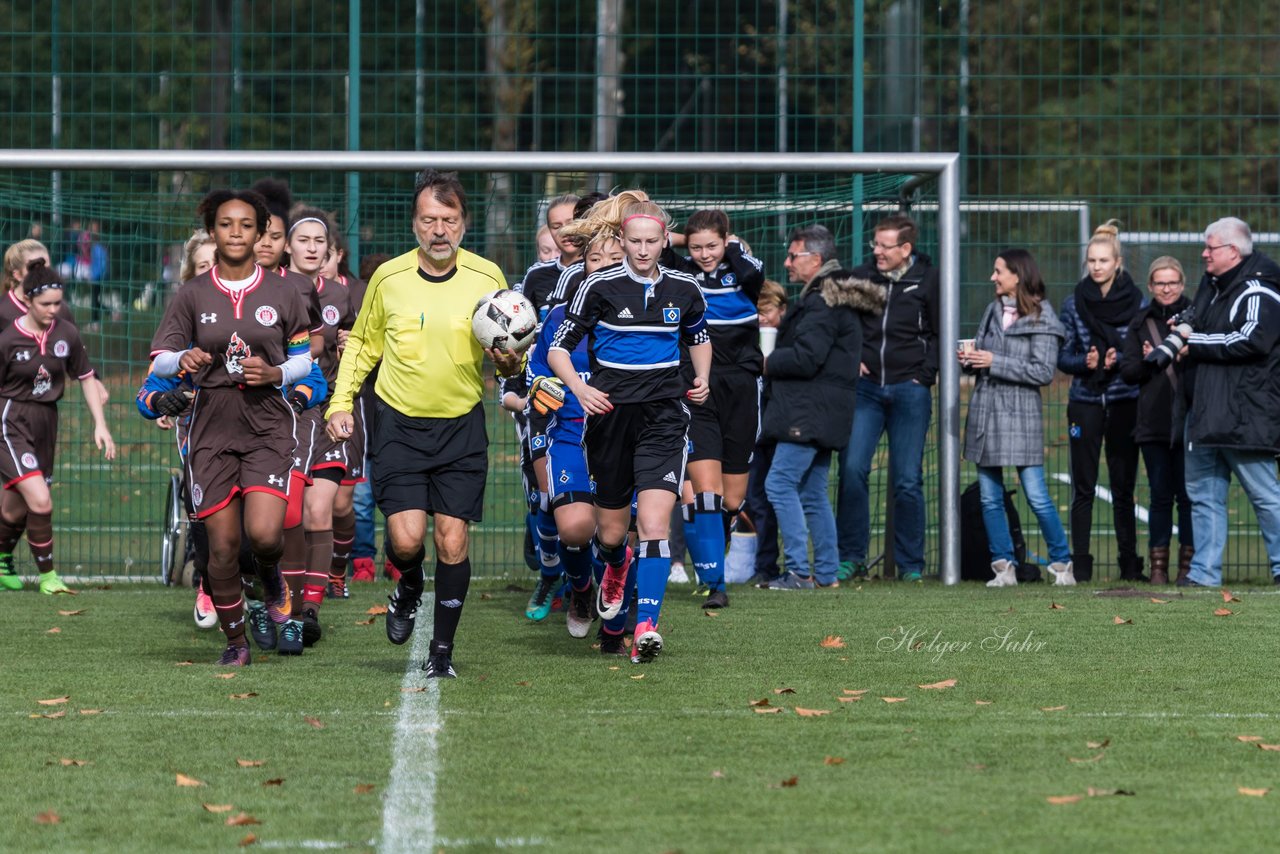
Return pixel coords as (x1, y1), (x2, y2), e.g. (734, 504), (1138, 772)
(764, 226), (885, 588)
(1148, 217), (1280, 587)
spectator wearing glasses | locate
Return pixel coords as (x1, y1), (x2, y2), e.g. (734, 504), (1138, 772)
(1147, 217), (1280, 587)
(836, 215), (939, 583)
(1117, 257), (1195, 584)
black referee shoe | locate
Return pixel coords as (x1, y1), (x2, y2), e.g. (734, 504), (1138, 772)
(423, 640), (457, 678)
(386, 581), (423, 645)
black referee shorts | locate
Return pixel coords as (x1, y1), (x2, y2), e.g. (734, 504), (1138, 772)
(585, 398), (690, 510)
(371, 399), (488, 522)
(687, 369), (761, 475)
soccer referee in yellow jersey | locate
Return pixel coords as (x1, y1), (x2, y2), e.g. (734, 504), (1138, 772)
(326, 169), (522, 678)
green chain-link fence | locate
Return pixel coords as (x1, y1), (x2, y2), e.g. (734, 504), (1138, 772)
(1, 1), (1277, 580)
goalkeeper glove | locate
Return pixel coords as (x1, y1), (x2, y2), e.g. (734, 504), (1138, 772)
(1144, 322), (1193, 370)
(153, 388), (193, 417)
(287, 388), (311, 414)
(529, 376), (566, 415)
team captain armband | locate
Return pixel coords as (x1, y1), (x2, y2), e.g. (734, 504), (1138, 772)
(287, 332), (311, 356)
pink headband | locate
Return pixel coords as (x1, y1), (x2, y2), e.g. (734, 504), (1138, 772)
(621, 213), (668, 232)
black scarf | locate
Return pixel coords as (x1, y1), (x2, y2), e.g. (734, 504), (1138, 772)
(1073, 269), (1143, 393)
(1147, 295), (1189, 323)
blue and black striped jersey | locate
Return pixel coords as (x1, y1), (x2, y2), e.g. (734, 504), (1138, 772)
(515, 257), (573, 323)
(550, 259), (709, 404)
(663, 241), (765, 373)
(545, 259), (586, 314)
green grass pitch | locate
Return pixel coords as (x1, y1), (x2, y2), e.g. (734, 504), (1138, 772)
(3, 578), (1279, 852)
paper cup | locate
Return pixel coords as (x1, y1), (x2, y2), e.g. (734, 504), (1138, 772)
(959, 338), (976, 353)
(759, 326), (778, 358)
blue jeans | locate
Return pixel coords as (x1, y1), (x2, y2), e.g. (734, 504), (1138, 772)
(765, 442), (838, 585)
(837, 379), (932, 571)
(1185, 445), (1280, 586)
(353, 462), (376, 560)
(976, 465), (1070, 564)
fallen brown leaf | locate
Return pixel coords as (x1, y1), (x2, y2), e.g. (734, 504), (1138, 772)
(226, 813), (261, 827)
(515, 680), (531, 687)
(1087, 739), (1111, 749)
(57, 609), (86, 617)
(46, 627), (61, 633)
(30, 711), (65, 719)
(1041, 705), (1067, 712)
(174, 660), (195, 666)
(710, 770), (724, 779)
(262, 778), (284, 787)
(176, 773), (206, 787)
(819, 635), (846, 649)
(773, 687), (796, 695)
(1236, 736), (1264, 743)
(748, 698), (771, 707)
(793, 707), (830, 717)
(353, 784), (376, 795)
(354, 617), (376, 626)
(1149, 598), (1170, 605)
(239, 833), (258, 847)
(214, 673), (237, 680)
(1257, 744), (1280, 752)
(1223, 590), (1241, 603)
(918, 679), (957, 690)
(630, 674), (645, 681)
(1214, 608), (1233, 617)
(401, 687), (427, 694)
(229, 692), (258, 700)
(1238, 787), (1270, 797)
(304, 716), (325, 729)
(843, 689), (869, 696)
(824, 756), (846, 766)
(366, 605), (388, 616)
(837, 696), (860, 703)
(1086, 787), (1134, 797)
(1068, 753), (1105, 764)
(703, 609), (720, 617)
(1113, 616), (1133, 625)
(754, 706), (784, 714)
(37, 696), (70, 706)
(780, 776), (799, 787)
(236, 759), (264, 768)
(59, 758), (89, 767)
(975, 700), (993, 706)
(78, 709), (102, 716)
(882, 697), (908, 703)
(34, 810), (60, 824)
(1046, 795), (1082, 805)
(1049, 602), (1065, 610)
(479, 592), (493, 601)
(203, 803), (234, 813)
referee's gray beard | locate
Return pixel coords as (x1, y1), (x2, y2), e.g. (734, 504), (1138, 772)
(418, 234), (463, 264)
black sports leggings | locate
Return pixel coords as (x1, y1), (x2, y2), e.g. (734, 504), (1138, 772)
(1067, 398), (1139, 560)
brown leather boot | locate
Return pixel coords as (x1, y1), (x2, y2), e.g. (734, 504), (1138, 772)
(1176, 544), (1195, 585)
(1149, 546), (1170, 585)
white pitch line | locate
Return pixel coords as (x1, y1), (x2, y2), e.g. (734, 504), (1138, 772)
(1050, 471), (1177, 536)
(380, 594), (439, 854)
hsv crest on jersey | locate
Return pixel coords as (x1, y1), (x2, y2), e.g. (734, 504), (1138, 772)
(322, 304), (341, 326)
(32, 364), (52, 397)
(722, 272), (737, 286)
(20, 452), (37, 469)
(225, 332), (251, 375)
(254, 305), (279, 327)
(200, 313), (218, 324)
(14, 349), (30, 362)
(53, 340), (69, 358)
(662, 305), (681, 324)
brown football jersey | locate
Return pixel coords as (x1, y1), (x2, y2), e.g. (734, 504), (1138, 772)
(313, 276), (356, 385)
(275, 267), (324, 334)
(0, 317), (93, 402)
(149, 266), (311, 389)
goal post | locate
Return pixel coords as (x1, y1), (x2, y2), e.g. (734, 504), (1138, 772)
(0, 149), (963, 585)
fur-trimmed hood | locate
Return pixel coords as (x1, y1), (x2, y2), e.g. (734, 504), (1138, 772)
(801, 261), (887, 315)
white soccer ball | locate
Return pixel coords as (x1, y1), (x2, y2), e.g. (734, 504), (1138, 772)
(471, 289), (538, 353)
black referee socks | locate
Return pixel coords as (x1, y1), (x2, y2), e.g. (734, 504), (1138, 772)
(389, 545), (427, 588)
(433, 558), (471, 645)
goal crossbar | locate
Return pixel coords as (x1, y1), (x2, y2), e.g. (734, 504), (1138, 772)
(1, 149), (963, 585)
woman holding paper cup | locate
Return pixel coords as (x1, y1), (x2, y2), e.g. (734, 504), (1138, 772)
(960, 248), (1072, 588)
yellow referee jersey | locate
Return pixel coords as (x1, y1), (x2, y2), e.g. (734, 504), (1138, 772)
(327, 246), (506, 419)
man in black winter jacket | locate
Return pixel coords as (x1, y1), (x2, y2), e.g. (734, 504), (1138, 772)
(835, 214), (939, 582)
(1150, 217), (1280, 587)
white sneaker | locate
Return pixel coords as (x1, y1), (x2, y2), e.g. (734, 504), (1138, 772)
(193, 588), (218, 629)
(1048, 561), (1076, 586)
(668, 562), (689, 584)
(985, 559), (1018, 587)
